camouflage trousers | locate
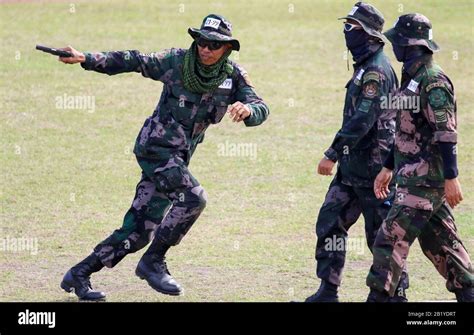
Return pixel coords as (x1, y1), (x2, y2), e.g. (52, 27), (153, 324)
(93, 154), (207, 268)
(367, 186), (474, 296)
(315, 177), (399, 286)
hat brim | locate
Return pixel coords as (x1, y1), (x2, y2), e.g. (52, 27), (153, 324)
(338, 16), (384, 40)
(384, 28), (440, 52)
(188, 28), (240, 51)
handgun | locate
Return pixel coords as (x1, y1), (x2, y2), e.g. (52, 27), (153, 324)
(35, 45), (73, 57)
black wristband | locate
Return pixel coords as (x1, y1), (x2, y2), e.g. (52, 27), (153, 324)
(383, 146), (395, 170)
(439, 142), (458, 180)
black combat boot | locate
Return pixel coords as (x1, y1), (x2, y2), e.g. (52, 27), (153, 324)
(454, 287), (473, 302)
(305, 280), (339, 302)
(61, 253), (106, 301)
(366, 288), (390, 302)
(135, 239), (182, 296)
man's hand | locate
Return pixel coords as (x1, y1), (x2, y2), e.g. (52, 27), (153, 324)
(445, 178), (463, 208)
(318, 157), (335, 176)
(228, 101), (251, 122)
(374, 167), (393, 199)
(58, 46), (85, 64)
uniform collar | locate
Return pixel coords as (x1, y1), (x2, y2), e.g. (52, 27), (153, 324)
(403, 54), (433, 78)
(353, 45), (383, 70)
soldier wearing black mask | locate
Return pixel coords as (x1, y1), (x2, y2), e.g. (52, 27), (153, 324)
(305, 2), (409, 302)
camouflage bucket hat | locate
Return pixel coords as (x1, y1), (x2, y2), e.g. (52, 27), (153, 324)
(384, 13), (440, 52)
(188, 14), (240, 51)
(338, 2), (385, 40)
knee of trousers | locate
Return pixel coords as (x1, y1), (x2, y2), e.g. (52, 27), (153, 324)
(315, 212), (344, 239)
(178, 185), (207, 210)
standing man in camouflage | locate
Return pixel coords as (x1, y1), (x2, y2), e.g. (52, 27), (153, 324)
(366, 14), (473, 302)
(305, 2), (409, 302)
(58, 14), (269, 300)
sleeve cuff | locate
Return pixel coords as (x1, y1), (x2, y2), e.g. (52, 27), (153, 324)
(434, 131), (457, 143)
(444, 168), (458, 180)
(382, 145), (395, 170)
(324, 148), (338, 162)
(383, 155), (395, 170)
(80, 52), (93, 70)
(243, 104), (256, 126)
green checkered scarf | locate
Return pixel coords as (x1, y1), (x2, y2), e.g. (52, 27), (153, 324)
(182, 41), (233, 94)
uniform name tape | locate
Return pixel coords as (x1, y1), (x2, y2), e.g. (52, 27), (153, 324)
(356, 68), (365, 81)
(407, 79), (419, 93)
(218, 78), (232, 89)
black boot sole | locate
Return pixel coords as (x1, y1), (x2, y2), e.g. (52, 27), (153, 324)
(135, 266), (182, 296)
(60, 279), (106, 301)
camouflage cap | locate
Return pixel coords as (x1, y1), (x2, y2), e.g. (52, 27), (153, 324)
(384, 13), (440, 52)
(339, 2), (385, 40)
(188, 14), (240, 51)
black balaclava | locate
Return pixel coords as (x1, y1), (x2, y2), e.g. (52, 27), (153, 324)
(392, 44), (432, 70)
(344, 28), (383, 65)
(344, 29), (370, 61)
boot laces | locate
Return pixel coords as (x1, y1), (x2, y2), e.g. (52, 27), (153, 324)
(152, 257), (171, 275)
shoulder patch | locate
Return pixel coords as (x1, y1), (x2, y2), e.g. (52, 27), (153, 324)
(362, 82), (379, 98)
(434, 109), (448, 124)
(428, 88), (448, 109)
(242, 73), (253, 87)
(425, 81), (446, 93)
(362, 71), (381, 84)
(234, 63), (254, 87)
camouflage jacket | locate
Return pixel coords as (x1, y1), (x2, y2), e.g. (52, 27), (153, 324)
(324, 48), (398, 188)
(80, 48), (269, 162)
(392, 55), (457, 188)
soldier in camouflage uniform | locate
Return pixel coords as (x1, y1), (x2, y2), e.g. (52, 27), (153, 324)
(366, 14), (474, 302)
(59, 14), (269, 300)
(305, 2), (409, 302)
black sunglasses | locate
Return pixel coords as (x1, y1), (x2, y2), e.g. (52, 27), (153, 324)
(344, 22), (362, 32)
(196, 37), (224, 51)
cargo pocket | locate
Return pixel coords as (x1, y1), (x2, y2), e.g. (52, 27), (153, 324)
(168, 101), (193, 130)
(154, 166), (187, 192)
(394, 188), (434, 211)
(169, 86), (200, 130)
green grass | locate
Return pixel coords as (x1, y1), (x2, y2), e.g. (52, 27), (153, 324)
(0, 0), (473, 302)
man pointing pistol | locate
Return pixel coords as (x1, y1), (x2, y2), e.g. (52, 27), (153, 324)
(58, 14), (269, 300)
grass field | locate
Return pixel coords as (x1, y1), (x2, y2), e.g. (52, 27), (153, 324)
(1, 0), (473, 302)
